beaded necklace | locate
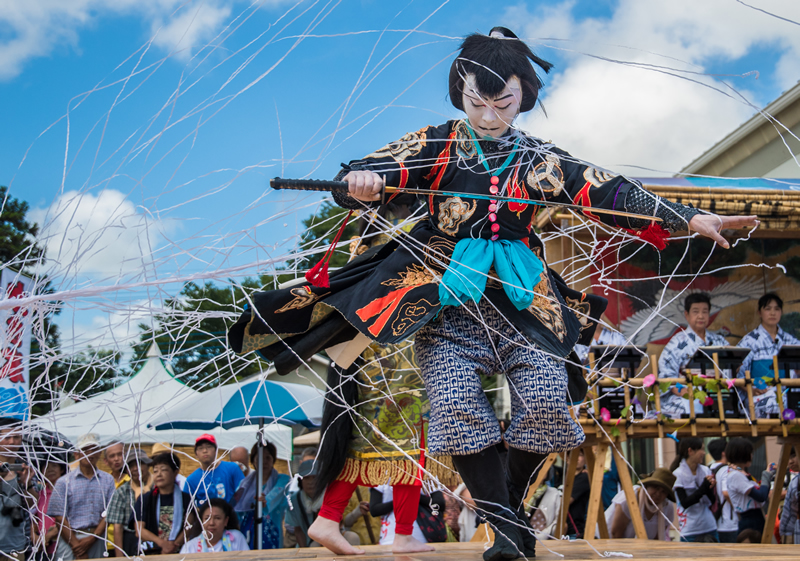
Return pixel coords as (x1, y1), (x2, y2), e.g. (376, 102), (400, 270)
(465, 122), (519, 241)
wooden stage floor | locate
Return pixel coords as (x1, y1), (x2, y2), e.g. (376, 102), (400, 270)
(161, 540), (799, 560)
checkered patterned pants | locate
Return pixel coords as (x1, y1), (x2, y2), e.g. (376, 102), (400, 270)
(415, 299), (585, 456)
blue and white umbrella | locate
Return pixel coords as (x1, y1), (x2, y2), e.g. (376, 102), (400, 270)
(149, 378), (323, 431)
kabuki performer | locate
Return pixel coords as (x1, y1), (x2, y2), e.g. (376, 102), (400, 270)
(229, 27), (757, 560)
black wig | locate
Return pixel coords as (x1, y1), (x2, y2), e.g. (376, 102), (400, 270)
(313, 361), (360, 499)
(449, 26), (553, 113)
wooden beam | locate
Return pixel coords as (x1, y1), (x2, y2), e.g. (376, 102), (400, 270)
(584, 442), (608, 541)
(610, 442), (648, 540)
(583, 446), (610, 539)
(762, 437), (799, 544)
(745, 369), (758, 437)
(524, 453), (558, 508)
(651, 356), (664, 440)
(557, 450), (578, 538)
(687, 370), (697, 437)
(773, 356), (788, 438)
(622, 369), (633, 436)
(712, 351), (727, 438)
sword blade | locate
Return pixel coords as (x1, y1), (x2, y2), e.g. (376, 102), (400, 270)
(269, 177), (661, 223)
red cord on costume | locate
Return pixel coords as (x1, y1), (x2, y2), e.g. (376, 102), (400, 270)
(305, 210), (354, 288)
(637, 222), (670, 250)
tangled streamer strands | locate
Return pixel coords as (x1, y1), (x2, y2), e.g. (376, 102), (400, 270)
(3, 0), (800, 557)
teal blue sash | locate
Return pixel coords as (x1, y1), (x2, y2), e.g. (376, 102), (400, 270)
(438, 238), (544, 311)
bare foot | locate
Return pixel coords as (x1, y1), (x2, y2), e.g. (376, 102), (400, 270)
(307, 517), (365, 555)
(392, 534), (435, 553)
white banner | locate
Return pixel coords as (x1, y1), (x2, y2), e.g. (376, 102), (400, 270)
(0, 270), (33, 421)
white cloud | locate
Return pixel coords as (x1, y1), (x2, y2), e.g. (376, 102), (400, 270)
(513, 0), (800, 175)
(30, 189), (165, 277)
(0, 0), (252, 80)
(149, 2), (233, 57)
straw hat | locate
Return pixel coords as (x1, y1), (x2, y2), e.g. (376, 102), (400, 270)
(151, 442), (175, 455)
(639, 468), (676, 502)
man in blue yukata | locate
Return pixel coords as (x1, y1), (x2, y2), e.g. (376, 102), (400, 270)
(737, 293), (800, 417)
(657, 293), (729, 418)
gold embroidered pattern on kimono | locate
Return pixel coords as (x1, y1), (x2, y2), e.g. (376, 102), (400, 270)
(275, 286), (325, 314)
(583, 167), (615, 188)
(437, 196), (477, 236)
(527, 272), (567, 342)
(364, 127), (430, 162)
(526, 153), (564, 196)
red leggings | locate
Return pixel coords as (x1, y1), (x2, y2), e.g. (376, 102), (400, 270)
(318, 475), (421, 536)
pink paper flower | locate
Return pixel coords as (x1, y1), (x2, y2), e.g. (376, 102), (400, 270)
(726, 379), (735, 390)
(643, 374), (656, 388)
(600, 407), (611, 423)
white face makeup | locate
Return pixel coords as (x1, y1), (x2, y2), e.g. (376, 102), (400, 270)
(462, 73), (522, 139)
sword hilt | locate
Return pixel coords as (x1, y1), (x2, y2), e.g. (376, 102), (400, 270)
(271, 177), (390, 204)
(270, 177), (350, 192)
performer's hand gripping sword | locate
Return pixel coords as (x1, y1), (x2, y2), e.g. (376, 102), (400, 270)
(269, 177), (662, 223)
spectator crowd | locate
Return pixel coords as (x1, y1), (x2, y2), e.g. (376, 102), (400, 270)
(2, 418), (800, 558)
(3, 292), (800, 558)
(0, 425), (456, 559)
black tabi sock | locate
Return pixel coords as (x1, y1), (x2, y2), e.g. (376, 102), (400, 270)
(453, 448), (527, 561)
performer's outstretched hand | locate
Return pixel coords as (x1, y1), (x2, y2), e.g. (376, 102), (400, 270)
(345, 170), (383, 201)
(688, 214), (759, 249)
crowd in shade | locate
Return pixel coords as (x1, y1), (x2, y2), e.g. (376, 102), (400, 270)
(0, 424), (456, 559)
(2, 418), (800, 560)
(3, 290), (800, 558)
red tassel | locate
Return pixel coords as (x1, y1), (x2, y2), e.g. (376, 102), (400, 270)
(304, 210), (354, 288)
(637, 222), (670, 250)
(305, 259), (330, 288)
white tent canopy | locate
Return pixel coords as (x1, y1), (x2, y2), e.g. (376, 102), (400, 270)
(33, 343), (293, 460)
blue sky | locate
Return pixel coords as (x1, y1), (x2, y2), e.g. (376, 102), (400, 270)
(1, 0), (799, 352)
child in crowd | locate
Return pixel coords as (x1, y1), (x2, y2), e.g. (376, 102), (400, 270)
(180, 498), (250, 553)
(670, 437), (718, 542)
(725, 438), (770, 535)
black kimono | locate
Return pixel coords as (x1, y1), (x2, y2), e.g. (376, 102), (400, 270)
(229, 119), (697, 454)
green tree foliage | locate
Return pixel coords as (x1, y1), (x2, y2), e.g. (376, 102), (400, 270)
(129, 278), (273, 389)
(56, 347), (122, 402)
(0, 186), (45, 267)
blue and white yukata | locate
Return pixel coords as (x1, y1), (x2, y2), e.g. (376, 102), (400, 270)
(737, 324), (800, 417)
(657, 327), (729, 418)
